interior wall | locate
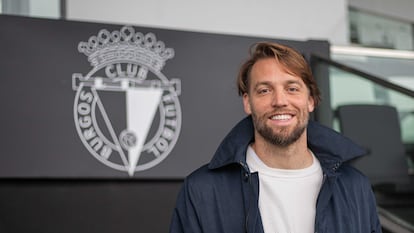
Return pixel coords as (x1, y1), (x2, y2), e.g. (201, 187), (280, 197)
(65, 0), (349, 45)
(0, 15), (330, 233)
(0, 180), (182, 233)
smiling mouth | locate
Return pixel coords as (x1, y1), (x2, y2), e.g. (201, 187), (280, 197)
(270, 114), (293, 120)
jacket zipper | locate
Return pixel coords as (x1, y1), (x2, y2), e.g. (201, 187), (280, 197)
(315, 173), (327, 233)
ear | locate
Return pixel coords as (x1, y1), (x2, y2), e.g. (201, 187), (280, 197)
(308, 95), (315, 113)
(243, 93), (252, 115)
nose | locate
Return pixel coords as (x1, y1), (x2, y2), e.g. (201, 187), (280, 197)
(271, 90), (288, 107)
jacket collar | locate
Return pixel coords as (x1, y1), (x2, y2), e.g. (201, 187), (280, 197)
(208, 116), (366, 171)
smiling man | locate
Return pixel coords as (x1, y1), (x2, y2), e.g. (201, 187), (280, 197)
(170, 42), (382, 233)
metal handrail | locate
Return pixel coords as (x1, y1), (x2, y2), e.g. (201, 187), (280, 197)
(311, 54), (414, 99)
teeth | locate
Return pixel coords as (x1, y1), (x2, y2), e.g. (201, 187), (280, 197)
(271, 114), (292, 120)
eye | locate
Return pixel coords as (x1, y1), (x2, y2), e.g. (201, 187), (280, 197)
(287, 85), (300, 93)
(257, 88), (271, 95)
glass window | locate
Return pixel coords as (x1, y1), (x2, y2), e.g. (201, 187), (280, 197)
(331, 47), (414, 144)
(349, 7), (414, 50)
(1, 0), (61, 19)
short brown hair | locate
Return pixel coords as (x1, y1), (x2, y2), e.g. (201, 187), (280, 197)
(237, 42), (321, 107)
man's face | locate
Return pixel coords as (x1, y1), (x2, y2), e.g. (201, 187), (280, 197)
(243, 58), (315, 147)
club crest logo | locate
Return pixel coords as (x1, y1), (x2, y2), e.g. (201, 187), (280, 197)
(72, 26), (182, 176)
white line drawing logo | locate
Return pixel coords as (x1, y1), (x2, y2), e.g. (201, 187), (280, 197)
(72, 26), (182, 176)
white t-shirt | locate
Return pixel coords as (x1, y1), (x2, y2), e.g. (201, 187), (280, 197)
(246, 146), (323, 233)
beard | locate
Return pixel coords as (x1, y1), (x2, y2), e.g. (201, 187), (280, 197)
(251, 111), (308, 147)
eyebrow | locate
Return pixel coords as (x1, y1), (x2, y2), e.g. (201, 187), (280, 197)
(286, 80), (304, 86)
(252, 81), (272, 90)
(253, 79), (304, 89)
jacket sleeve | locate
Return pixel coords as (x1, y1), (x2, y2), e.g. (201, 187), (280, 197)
(169, 179), (202, 233)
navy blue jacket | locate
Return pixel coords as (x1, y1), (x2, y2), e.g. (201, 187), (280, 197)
(170, 116), (382, 233)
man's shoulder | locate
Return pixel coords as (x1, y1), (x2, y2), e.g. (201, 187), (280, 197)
(184, 163), (242, 189)
(337, 163), (372, 188)
(186, 164), (211, 181)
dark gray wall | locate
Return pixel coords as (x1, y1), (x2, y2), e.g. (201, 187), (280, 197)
(0, 15), (330, 233)
(0, 15), (329, 179)
(0, 179), (182, 233)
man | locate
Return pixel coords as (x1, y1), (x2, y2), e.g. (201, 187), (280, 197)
(169, 42), (382, 232)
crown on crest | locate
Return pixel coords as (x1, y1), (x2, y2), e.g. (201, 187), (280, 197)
(78, 26), (174, 71)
